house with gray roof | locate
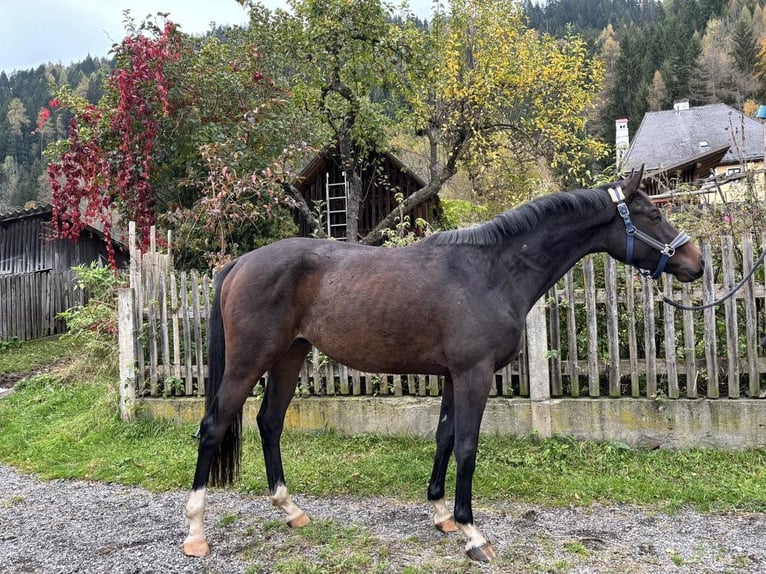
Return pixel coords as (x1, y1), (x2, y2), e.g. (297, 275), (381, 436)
(620, 101), (765, 199)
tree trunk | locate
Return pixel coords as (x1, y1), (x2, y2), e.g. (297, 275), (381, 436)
(345, 170), (362, 243)
(339, 132), (361, 243)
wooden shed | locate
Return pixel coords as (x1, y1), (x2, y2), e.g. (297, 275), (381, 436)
(0, 204), (128, 341)
(294, 148), (441, 240)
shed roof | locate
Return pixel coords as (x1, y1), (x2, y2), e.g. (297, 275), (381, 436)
(623, 103), (763, 173)
(297, 147), (428, 189)
(0, 203), (54, 225)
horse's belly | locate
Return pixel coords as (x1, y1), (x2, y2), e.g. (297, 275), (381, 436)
(299, 325), (448, 376)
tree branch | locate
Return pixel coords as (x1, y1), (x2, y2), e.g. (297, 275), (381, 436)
(360, 167), (456, 245)
(281, 181), (326, 239)
(360, 127), (468, 245)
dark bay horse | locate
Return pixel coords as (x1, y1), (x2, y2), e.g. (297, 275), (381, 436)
(183, 169), (703, 561)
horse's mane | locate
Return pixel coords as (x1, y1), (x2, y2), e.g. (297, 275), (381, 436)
(425, 186), (613, 247)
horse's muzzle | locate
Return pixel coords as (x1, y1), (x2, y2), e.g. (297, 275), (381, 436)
(675, 255), (704, 282)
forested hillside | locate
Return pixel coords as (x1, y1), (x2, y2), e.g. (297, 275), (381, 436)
(0, 57), (111, 209)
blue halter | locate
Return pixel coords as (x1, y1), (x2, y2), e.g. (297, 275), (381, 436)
(608, 186), (691, 280)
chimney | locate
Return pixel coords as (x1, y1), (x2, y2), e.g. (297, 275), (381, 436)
(673, 99), (690, 112)
(615, 118), (629, 170)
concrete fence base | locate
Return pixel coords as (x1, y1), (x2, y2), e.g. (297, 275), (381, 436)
(138, 394), (766, 450)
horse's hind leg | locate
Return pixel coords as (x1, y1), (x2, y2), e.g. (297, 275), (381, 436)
(428, 376), (458, 533)
(258, 339), (311, 527)
(184, 368), (261, 557)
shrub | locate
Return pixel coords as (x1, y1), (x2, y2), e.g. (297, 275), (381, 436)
(57, 263), (126, 358)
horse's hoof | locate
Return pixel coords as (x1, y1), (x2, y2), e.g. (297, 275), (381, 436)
(183, 537), (210, 557)
(435, 518), (459, 533)
(466, 542), (496, 562)
(287, 512), (310, 528)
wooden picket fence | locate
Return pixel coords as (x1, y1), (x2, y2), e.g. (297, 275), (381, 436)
(117, 229), (766, 404)
(548, 233), (766, 400)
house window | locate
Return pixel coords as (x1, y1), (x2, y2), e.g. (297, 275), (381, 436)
(726, 167), (742, 177)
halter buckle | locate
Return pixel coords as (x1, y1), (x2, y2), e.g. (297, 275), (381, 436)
(661, 245), (675, 257)
(611, 187), (635, 237)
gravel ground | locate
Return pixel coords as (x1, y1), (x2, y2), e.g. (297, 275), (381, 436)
(2, 464), (766, 573)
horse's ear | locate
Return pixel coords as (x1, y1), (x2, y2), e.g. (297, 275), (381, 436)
(623, 165), (645, 197)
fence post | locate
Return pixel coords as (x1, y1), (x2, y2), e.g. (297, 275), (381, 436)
(118, 287), (137, 421)
(526, 297), (551, 438)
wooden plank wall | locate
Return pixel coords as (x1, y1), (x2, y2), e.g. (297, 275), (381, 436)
(126, 232), (766, 400)
(0, 213), (113, 341)
(0, 216), (50, 274)
(0, 269), (81, 340)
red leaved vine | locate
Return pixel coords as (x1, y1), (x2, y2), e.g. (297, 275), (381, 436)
(47, 21), (183, 269)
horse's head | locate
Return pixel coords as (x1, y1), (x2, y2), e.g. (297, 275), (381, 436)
(606, 168), (703, 282)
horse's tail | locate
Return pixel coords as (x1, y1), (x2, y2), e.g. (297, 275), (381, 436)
(206, 261), (241, 488)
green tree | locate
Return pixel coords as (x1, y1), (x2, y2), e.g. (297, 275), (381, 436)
(731, 15), (758, 75)
(605, 25), (652, 135)
(47, 15), (297, 269)
(362, 0), (607, 243)
(591, 24), (621, 143)
(5, 98), (29, 137)
(646, 70), (669, 111)
(0, 156), (19, 210)
(158, 24), (303, 268)
(690, 18), (757, 107)
(251, 0), (413, 242)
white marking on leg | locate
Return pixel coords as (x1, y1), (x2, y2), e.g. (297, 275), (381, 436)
(431, 498), (453, 526)
(269, 484), (305, 523)
(184, 488), (207, 545)
(457, 522), (488, 551)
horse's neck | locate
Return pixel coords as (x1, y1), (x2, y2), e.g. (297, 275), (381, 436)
(497, 208), (611, 307)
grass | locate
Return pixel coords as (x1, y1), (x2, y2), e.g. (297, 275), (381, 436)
(2, 337), (766, 572)
(1, 338), (766, 513)
(0, 335), (74, 374)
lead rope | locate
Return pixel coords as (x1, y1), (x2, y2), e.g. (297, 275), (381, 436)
(656, 246), (766, 311)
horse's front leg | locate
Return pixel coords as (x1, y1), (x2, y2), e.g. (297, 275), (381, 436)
(428, 376), (458, 533)
(451, 366), (496, 562)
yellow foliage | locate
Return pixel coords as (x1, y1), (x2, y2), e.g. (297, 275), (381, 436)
(403, 0), (607, 188)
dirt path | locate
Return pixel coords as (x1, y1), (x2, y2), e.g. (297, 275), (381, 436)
(1, 464), (765, 573)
